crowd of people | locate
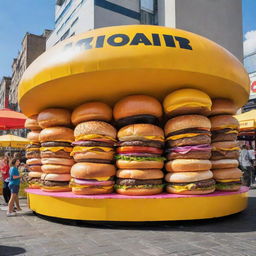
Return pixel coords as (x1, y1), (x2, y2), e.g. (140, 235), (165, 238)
(239, 145), (256, 187)
(0, 152), (27, 217)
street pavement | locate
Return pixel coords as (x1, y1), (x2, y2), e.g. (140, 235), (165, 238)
(0, 189), (256, 256)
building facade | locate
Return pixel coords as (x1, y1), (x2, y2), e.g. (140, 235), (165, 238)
(47, 0), (243, 61)
(0, 77), (11, 109)
(9, 32), (50, 111)
(242, 50), (256, 111)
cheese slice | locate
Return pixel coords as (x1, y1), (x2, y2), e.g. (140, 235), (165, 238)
(42, 186), (70, 190)
(143, 136), (164, 141)
(75, 134), (116, 142)
(70, 184), (113, 189)
(225, 130), (238, 134)
(216, 179), (240, 183)
(212, 147), (240, 151)
(40, 147), (73, 152)
(26, 148), (40, 151)
(167, 102), (211, 113)
(70, 146), (113, 156)
(167, 133), (209, 141)
(71, 177), (110, 182)
(172, 184), (196, 192)
(51, 139), (73, 143)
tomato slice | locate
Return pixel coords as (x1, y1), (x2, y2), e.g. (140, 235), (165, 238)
(117, 146), (163, 154)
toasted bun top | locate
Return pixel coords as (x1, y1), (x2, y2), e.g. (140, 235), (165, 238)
(74, 121), (116, 139)
(41, 173), (71, 181)
(164, 115), (211, 134)
(113, 95), (162, 120)
(28, 171), (42, 178)
(212, 168), (242, 180)
(39, 127), (74, 142)
(210, 98), (237, 116)
(118, 124), (164, 139)
(71, 162), (116, 178)
(27, 131), (41, 143)
(71, 102), (112, 125)
(116, 169), (164, 179)
(38, 108), (71, 128)
(165, 170), (213, 183)
(212, 141), (239, 150)
(25, 115), (41, 131)
(163, 89), (212, 114)
(210, 115), (239, 130)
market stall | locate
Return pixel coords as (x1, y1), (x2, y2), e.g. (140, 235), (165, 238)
(234, 110), (256, 142)
(19, 25), (250, 222)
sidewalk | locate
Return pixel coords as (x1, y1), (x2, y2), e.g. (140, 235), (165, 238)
(0, 190), (256, 256)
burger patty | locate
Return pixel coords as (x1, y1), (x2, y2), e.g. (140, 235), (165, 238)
(211, 150), (239, 160)
(169, 179), (215, 188)
(211, 133), (237, 142)
(26, 151), (41, 159)
(167, 128), (211, 137)
(42, 180), (70, 187)
(119, 140), (164, 148)
(72, 141), (113, 147)
(116, 114), (159, 128)
(116, 178), (163, 186)
(75, 159), (113, 164)
(40, 150), (72, 159)
(167, 150), (211, 160)
(41, 141), (71, 147)
(26, 144), (40, 149)
(28, 177), (41, 183)
(167, 135), (211, 147)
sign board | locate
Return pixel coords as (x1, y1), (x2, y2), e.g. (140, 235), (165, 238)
(249, 73), (256, 99)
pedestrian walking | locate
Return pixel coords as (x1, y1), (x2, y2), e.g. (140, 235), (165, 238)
(239, 145), (254, 187)
(248, 146), (255, 184)
(7, 158), (22, 217)
(0, 155), (11, 205)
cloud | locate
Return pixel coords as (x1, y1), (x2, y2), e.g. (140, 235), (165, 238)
(243, 30), (256, 56)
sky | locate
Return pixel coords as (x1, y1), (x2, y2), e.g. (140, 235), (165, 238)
(0, 0), (255, 78)
(242, 0), (256, 56)
(0, 0), (55, 78)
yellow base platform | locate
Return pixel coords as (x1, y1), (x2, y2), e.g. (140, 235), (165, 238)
(26, 187), (248, 222)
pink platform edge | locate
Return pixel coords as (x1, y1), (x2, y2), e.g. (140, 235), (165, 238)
(26, 186), (249, 199)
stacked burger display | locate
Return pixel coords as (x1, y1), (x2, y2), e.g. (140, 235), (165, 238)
(70, 102), (116, 195)
(163, 89), (216, 194)
(37, 108), (74, 192)
(113, 95), (165, 195)
(25, 116), (42, 189)
(210, 99), (243, 191)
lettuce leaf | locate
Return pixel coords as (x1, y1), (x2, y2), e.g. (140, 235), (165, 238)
(115, 155), (166, 162)
(216, 183), (240, 190)
(114, 184), (165, 190)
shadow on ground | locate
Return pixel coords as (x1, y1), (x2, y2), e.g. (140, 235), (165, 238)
(33, 195), (256, 233)
(0, 245), (26, 256)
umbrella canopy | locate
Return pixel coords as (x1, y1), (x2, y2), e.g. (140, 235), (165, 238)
(0, 134), (29, 148)
(234, 110), (256, 130)
(0, 108), (26, 130)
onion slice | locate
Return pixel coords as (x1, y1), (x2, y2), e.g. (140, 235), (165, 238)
(73, 178), (114, 186)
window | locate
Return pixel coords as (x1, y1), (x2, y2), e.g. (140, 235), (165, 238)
(71, 17), (79, 27)
(244, 53), (256, 74)
(55, 0), (72, 25)
(60, 29), (70, 41)
(141, 0), (154, 13)
(140, 0), (157, 25)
